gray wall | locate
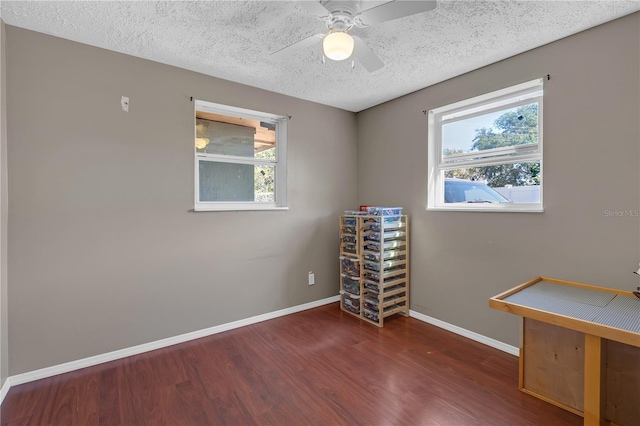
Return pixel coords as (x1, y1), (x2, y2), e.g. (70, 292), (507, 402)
(6, 26), (357, 375)
(0, 19), (8, 388)
(357, 13), (640, 347)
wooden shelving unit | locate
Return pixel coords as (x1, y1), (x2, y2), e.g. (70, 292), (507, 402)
(339, 213), (409, 327)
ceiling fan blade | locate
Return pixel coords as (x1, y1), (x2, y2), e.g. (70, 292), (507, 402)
(298, 0), (330, 17)
(357, 0), (436, 26)
(352, 36), (384, 72)
(271, 34), (324, 58)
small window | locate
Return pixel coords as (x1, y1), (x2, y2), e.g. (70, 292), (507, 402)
(427, 79), (543, 212)
(194, 100), (287, 211)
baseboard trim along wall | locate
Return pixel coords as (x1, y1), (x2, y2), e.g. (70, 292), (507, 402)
(1, 295), (340, 403)
(409, 310), (520, 356)
(0, 298), (519, 406)
(0, 378), (10, 405)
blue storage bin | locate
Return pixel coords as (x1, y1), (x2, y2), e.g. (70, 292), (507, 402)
(342, 217), (356, 227)
(372, 207), (403, 216)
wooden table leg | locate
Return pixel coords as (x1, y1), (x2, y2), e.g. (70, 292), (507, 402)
(584, 334), (604, 426)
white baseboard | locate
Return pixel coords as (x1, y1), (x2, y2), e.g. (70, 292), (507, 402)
(0, 298), (517, 407)
(0, 377), (10, 405)
(6, 295), (340, 390)
(409, 310), (519, 357)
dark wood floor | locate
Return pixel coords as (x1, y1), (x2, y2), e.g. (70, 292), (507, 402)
(1, 303), (581, 425)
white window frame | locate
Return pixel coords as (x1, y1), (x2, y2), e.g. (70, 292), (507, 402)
(194, 100), (288, 212)
(427, 78), (544, 212)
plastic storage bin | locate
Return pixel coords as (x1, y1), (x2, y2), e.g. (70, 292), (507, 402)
(342, 294), (360, 314)
(343, 226), (357, 234)
(364, 249), (404, 261)
(364, 296), (379, 310)
(340, 256), (361, 277)
(342, 217), (357, 227)
(342, 275), (360, 295)
(363, 230), (404, 241)
(363, 217), (403, 231)
(371, 207), (403, 216)
(363, 308), (379, 321)
(364, 240), (404, 251)
(364, 273), (406, 287)
(342, 234), (357, 244)
(341, 243), (357, 255)
(363, 259), (398, 273)
(364, 279), (380, 293)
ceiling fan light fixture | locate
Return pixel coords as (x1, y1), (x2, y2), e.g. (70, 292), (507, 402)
(323, 31), (354, 61)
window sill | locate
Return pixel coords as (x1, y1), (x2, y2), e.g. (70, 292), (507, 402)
(194, 204), (289, 212)
(427, 205), (543, 213)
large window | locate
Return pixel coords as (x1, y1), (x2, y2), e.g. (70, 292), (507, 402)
(428, 79), (543, 212)
(194, 100), (287, 211)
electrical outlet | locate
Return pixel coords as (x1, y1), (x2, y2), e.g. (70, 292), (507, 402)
(308, 271), (315, 286)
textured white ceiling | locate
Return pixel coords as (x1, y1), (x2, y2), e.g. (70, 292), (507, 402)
(2, 1), (639, 112)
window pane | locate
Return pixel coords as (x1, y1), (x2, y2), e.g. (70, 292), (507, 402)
(255, 146), (276, 162)
(442, 103), (538, 156)
(443, 161), (541, 204)
(199, 161), (275, 202)
(195, 114), (276, 158)
(254, 163), (275, 202)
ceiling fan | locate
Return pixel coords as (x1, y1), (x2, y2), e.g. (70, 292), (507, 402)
(272, 0), (437, 72)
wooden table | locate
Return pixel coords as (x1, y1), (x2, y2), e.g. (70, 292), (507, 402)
(490, 277), (640, 426)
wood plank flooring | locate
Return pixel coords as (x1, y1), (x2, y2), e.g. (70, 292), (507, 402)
(0, 303), (581, 425)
